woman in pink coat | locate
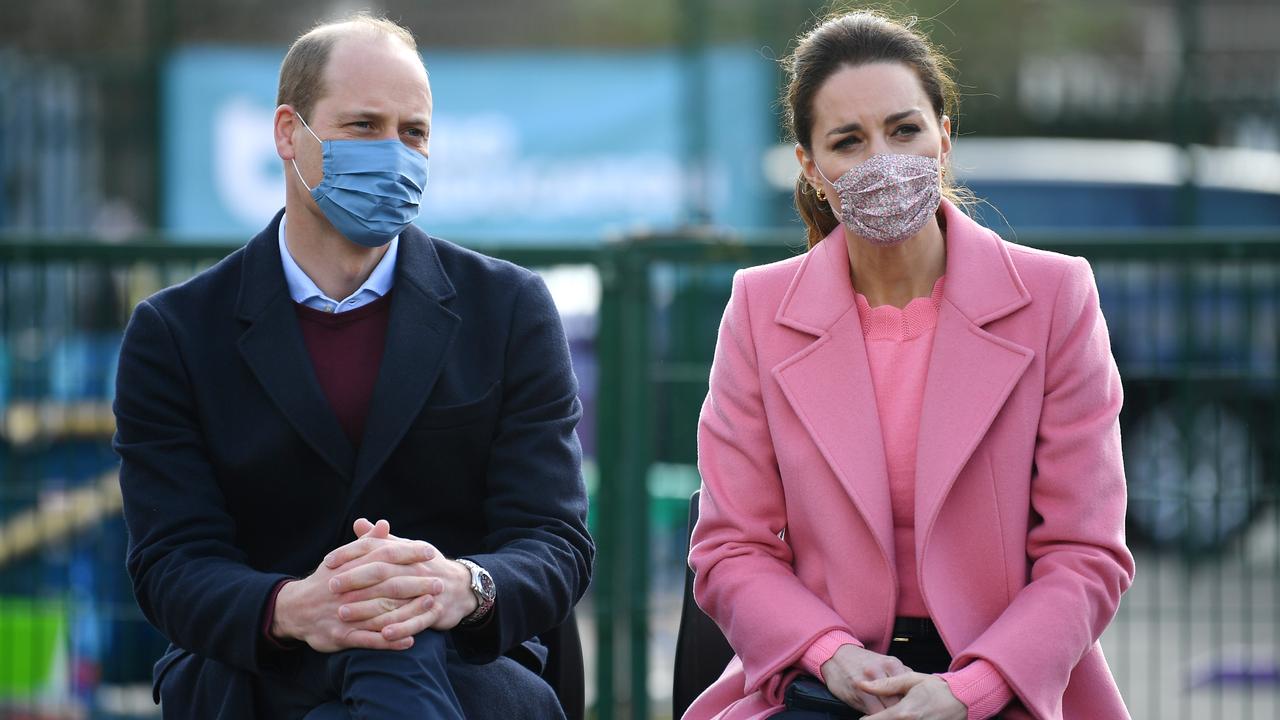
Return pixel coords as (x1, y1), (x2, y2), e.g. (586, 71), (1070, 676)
(685, 10), (1135, 720)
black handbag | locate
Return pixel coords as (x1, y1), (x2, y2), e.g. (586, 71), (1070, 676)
(783, 676), (863, 718)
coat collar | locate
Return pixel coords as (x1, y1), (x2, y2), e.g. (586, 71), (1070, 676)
(235, 210), (355, 478)
(236, 210), (456, 322)
(776, 199), (1031, 335)
(235, 210), (460, 492)
(234, 209), (290, 322)
(771, 200), (1035, 588)
(348, 224), (460, 502)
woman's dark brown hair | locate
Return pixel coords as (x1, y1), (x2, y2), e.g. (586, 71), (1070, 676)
(783, 9), (962, 248)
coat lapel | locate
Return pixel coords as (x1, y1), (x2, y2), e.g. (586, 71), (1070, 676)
(235, 211), (356, 479)
(771, 202), (1040, 571)
(914, 201), (1034, 554)
(348, 226), (460, 502)
(773, 231), (896, 568)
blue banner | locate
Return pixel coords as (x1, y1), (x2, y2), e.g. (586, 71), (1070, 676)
(163, 47), (774, 243)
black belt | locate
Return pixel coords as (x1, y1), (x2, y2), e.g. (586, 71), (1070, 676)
(891, 616), (940, 641)
(888, 617), (952, 674)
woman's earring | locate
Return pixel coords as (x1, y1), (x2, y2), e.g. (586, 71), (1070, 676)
(815, 185), (827, 202)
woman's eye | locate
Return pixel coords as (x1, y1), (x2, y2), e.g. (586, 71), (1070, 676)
(833, 135), (860, 150)
(894, 124), (920, 136)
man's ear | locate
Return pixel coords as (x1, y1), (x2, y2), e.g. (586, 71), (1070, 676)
(274, 105), (299, 161)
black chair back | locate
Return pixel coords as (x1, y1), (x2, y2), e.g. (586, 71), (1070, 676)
(672, 490), (735, 719)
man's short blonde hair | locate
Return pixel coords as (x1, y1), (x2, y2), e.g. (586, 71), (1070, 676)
(277, 13), (420, 121)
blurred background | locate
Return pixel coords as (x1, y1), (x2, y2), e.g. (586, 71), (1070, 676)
(0, 0), (1277, 718)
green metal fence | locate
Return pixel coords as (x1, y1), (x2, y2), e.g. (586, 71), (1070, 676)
(1, 230), (1278, 719)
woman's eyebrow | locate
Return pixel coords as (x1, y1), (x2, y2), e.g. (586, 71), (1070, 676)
(825, 108), (924, 136)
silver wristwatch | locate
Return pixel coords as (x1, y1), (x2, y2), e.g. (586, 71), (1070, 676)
(456, 558), (496, 625)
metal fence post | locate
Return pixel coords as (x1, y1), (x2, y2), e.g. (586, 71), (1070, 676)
(594, 242), (623, 719)
(597, 238), (654, 719)
(620, 242), (652, 720)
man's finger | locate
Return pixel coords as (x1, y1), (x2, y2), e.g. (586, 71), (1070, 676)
(375, 539), (435, 565)
(324, 534), (405, 570)
(330, 560), (424, 593)
(353, 517), (376, 537)
(380, 595), (440, 641)
(354, 517), (396, 538)
(324, 535), (386, 569)
(352, 595), (432, 632)
(326, 530), (427, 571)
(339, 540), (435, 571)
(338, 595), (412, 624)
(338, 575), (442, 605)
(337, 628), (414, 651)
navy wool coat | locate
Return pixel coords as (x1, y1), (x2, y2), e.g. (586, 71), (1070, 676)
(113, 211), (594, 718)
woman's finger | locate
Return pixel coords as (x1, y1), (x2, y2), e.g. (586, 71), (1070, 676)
(883, 657), (909, 676)
(860, 665), (891, 711)
(862, 679), (950, 720)
(858, 672), (925, 697)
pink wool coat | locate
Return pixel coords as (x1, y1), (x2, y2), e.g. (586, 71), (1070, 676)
(685, 200), (1136, 720)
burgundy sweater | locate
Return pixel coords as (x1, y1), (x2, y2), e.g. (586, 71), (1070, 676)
(293, 292), (393, 446)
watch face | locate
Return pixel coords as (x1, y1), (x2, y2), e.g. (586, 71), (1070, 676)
(477, 569), (496, 600)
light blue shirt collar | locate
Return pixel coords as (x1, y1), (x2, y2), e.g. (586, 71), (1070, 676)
(278, 214), (398, 313)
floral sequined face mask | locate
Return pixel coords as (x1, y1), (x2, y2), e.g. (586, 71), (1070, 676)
(815, 153), (942, 246)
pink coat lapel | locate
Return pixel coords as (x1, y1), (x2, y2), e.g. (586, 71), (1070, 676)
(772, 232), (895, 573)
(771, 202), (1036, 571)
(915, 202), (1035, 556)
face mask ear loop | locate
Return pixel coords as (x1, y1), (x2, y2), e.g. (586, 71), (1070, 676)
(813, 161), (835, 188)
(291, 111), (324, 193)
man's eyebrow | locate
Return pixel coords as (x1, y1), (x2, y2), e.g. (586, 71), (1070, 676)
(330, 111), (431, 137)
(333, 110), (384, 122)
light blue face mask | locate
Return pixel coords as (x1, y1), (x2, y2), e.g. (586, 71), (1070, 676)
(291, 113), (430, 248)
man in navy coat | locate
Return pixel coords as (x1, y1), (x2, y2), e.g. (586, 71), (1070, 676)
(114, 13), (593, 719)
